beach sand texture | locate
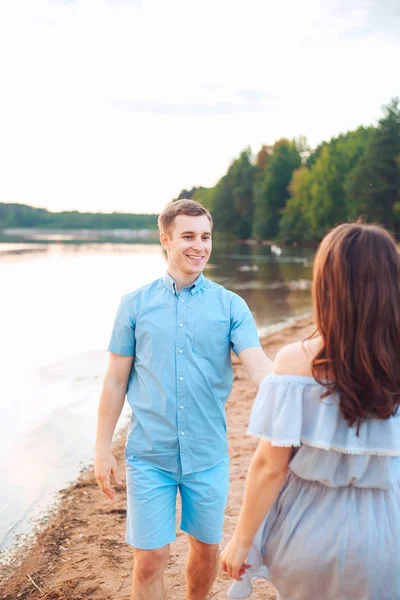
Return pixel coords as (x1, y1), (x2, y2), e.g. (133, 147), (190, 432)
(0, 316), (315, 600)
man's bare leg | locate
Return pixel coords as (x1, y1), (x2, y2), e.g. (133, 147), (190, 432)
(185, 535), (219, 600)
(131, 545), (170, 600)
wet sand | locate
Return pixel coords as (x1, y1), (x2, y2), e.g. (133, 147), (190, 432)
(0, 315), (315, 600)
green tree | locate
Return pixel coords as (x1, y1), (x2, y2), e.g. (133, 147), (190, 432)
(192, 187), (215, 210)
(210, 175), (236, 235)
(306, 145), (344, 238)
(173, 186), (205, 202)
(345, 98), (400, 234)
(253, 139), (301, 240)
(211, 149), (255, 239)
(279, 167), (313, 243)
(279, 127), (370, 242)
(0, 203), (159, 230)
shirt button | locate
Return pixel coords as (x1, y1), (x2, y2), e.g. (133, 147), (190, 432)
(179, 323), (183, 327)
(181, 299), (185, 303)
(180, 405), (184, 410)
(181, 431), (185, 436)
(179, 377), (184, 381)
(178, 349), (183, 354)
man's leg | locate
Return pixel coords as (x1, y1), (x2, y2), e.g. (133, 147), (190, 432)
(126, 456), (178, 599)
(185, 535), (219, 600)
(131, 545), (170, 600)
(179, 458), (230, 600)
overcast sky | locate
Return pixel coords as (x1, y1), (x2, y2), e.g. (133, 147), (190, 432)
(0, 0), (399, 214)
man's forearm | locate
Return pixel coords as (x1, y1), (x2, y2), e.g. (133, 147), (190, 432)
(95, 376), (127, 454)
(239, 346), (273, 389)
(248, 360), (272, 388)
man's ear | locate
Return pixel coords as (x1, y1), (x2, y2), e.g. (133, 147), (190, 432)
(160, 231), (170, 249)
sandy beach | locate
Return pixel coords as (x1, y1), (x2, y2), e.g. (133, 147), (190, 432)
(0, 315), (315, 600)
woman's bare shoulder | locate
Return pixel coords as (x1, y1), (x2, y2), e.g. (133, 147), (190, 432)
(272, 337), (322, 377)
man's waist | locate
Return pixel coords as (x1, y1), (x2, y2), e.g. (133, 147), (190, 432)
(125, 448), (229, 476)
(125, 437), (228, 476)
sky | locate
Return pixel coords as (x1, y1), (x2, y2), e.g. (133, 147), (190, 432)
(0, 0), (399, 215)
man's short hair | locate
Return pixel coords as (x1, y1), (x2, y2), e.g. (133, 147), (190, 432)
(158, 199), (213, 235)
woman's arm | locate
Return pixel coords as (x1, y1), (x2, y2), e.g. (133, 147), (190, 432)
(221, 341), (311, 580)
(220, 439), (292, 581)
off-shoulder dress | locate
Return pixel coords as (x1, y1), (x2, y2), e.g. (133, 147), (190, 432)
(228, 374), (400, 600)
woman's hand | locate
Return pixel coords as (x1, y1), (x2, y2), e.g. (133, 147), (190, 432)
(220, 440), (290, 582)
(220, 536), (252, 581)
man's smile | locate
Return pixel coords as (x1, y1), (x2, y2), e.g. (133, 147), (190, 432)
(185, 254), (205, 261)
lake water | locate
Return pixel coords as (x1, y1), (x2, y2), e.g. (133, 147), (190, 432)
(0, 240), (313, 554)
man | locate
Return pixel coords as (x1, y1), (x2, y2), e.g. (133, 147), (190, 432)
(95, 199), (272, 600)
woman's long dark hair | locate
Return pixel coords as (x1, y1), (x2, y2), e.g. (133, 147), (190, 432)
(311, 222), (400, 431)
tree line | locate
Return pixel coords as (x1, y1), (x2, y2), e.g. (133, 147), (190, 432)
(0, 203), (158, 230)
(2, 99), (399, 241)
(176, 98), (400, 243)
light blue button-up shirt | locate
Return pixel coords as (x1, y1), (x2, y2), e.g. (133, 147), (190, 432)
(108, 272), (260, 475)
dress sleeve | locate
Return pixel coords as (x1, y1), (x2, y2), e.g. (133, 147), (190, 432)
(248, 374), (400, 456)
(248, 374), (304, 446)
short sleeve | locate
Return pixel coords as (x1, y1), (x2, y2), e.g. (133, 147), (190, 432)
(107, 293), (136, 356)
(230, 293), (261, 356)
(248, 375), (304, 446)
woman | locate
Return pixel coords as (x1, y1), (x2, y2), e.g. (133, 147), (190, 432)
(221, 223), (400, 600)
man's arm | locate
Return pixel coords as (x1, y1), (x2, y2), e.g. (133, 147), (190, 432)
(95, 352), (134, 500)
(238, 346), (272, 389)
(229, 293), (272, 388)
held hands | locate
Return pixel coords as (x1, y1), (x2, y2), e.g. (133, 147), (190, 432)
(95, 451), (122, 500)
(220, 536), (252, 581)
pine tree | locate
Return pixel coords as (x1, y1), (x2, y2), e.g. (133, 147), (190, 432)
(345, 98), (400, 234)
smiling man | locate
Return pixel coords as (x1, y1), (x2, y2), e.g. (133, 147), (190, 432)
(95, 199), (272, 600)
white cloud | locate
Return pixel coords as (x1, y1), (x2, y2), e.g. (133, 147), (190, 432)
(0, 0), (398, 214)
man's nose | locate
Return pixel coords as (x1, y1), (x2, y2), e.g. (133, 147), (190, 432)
(191, 238), (203, 251)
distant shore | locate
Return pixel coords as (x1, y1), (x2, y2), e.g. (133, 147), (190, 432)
(0, 315), (315, 600)
(0, 228), (319, 249)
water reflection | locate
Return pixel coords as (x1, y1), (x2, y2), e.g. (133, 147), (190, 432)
(209, 241), (314, 333)
(0, 240), (314, 335)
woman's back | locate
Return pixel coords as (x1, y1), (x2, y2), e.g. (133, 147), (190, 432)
(228, 340), (400, 600)
(227, 223), (400, 600)
(261, 338), (400, 489)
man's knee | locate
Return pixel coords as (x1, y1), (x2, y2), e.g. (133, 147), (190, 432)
(188, 536), (219, 561)
(133, 545), (170, 583)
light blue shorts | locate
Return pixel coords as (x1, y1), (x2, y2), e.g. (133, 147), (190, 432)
(125, 455), (230, 550)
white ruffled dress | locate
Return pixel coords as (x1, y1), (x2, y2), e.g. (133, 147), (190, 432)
(228, 374), (400, 600)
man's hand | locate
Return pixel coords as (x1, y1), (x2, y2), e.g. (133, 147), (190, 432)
(95, 451), (122, 500)
(95, 353), (133, 500)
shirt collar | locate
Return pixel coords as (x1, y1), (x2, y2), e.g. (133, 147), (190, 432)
(163, 272), (206, 296)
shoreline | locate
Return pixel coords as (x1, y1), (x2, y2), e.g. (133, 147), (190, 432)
(0, 315), (315, 600)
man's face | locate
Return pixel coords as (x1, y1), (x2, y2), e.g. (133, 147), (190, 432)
(161, 214), (212, 277)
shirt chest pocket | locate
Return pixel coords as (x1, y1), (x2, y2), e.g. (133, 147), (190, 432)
(193, 320), (230, 358)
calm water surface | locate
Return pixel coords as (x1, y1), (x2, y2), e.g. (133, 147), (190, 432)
(0, 240), (313, 553)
